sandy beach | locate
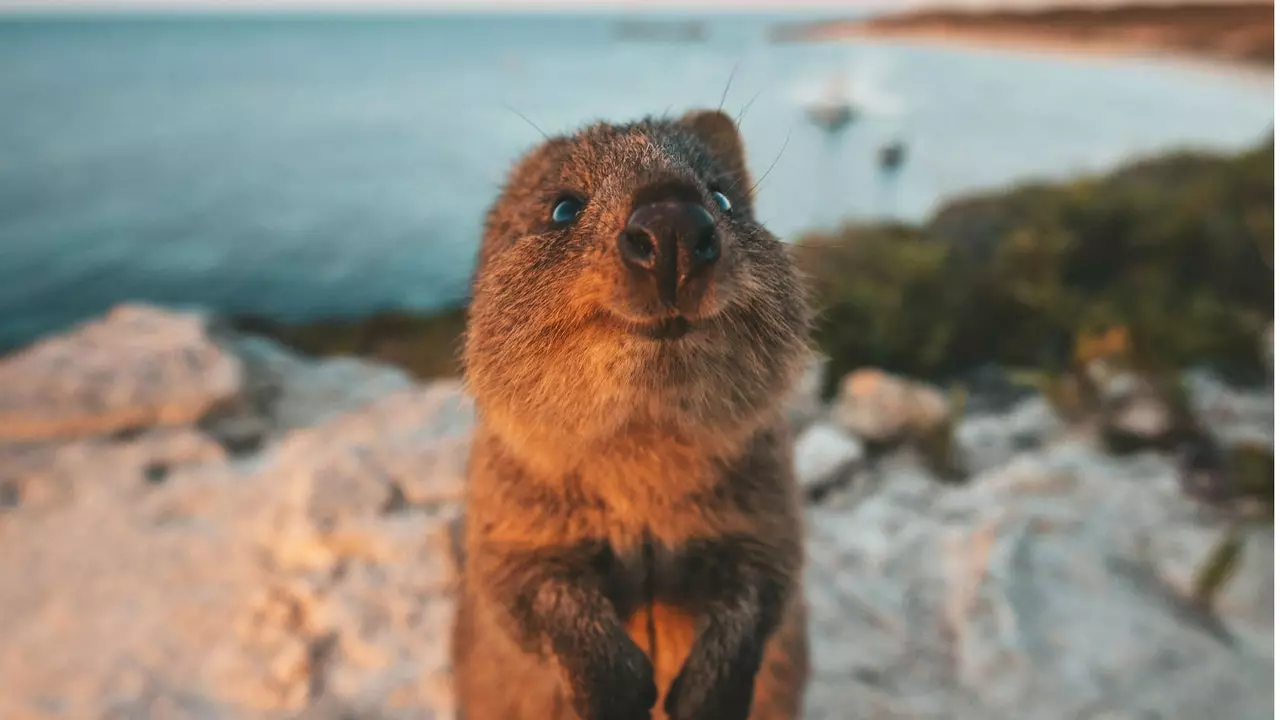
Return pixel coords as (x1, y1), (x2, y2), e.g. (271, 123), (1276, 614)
(774, 2), (1273, 76)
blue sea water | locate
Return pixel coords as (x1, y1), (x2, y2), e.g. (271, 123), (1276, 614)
(0, 12), (1272, 349)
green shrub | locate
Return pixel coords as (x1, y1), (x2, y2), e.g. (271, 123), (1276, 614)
(230, 306), (469, 380)
(797, 137), (1274, 387)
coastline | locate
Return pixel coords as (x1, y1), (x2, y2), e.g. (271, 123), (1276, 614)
(816, 30), (1275, 86)
(773, 2), (1274, 80)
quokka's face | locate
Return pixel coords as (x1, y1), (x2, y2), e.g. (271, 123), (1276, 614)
(465, 110), (810, 440)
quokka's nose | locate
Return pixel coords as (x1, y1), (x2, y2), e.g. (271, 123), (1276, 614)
(616, 200), (719, 307)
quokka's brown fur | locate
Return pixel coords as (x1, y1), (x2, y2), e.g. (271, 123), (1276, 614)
(452, 108), (812, 720)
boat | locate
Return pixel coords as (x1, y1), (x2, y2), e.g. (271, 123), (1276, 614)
(804, 72), (861, 135)
(879, 140), (907, 172)
(614, 19), (708, 43)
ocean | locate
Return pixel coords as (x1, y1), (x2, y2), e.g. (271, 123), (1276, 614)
(0, 12), (1272, 350)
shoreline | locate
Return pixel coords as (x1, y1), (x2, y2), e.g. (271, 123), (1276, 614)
(817, 29), (1274, 86)
(773, 2), (1273, 80)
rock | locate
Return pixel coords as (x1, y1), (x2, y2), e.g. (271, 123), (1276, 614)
(1107, 393), (1175, 441)
(996, 395), (1062, 447)
(1182, 368), (1273, 448)
(1097, 368), (1273, 456)
(803, 441), (1273, 720)
(192, 333), (419, 458)
(1175, 434), (1274, 518)
(230, 335), (417, 435)
(199, 412), (273, 457)
(1084, 357), (1121, 395)
(1094, 363), (1140, 405)
(3, 304), (1274, 720)
(794, 422), (865, 501)
(0, 304), (243, 443)
(0, 428), (227, 517)
(954, 396), (1064, 475)
(831, 369), (950, 445)
(1096, 370), (1180, 452)
(0, 381), (472, 720)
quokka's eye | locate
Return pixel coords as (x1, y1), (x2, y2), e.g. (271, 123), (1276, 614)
(710, 190), (732, 213)
(551, 195), (585, 225)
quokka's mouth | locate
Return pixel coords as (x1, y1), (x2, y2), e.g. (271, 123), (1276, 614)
(595, 310), (697, 341)
(627, 315), (694, 341)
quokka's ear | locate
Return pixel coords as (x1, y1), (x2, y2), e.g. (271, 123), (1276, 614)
(681, 109), (752, 196)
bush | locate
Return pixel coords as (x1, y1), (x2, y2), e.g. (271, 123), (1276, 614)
(796, 137), (1274, 392)
(230, 306), (469, 380)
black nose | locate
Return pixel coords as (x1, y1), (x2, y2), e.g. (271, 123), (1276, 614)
(617, 200), (719, 304)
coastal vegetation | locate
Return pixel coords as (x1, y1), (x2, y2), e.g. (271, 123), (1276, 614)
(796, 135), (1274, 393)
(239, 136), (1274, 396)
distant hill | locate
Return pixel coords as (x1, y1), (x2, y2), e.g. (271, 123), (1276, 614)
(773, 2), (1273, 69)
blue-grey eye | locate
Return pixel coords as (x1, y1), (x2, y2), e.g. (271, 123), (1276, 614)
(551, 196), (584, 224)
(711, 190), (732, 213)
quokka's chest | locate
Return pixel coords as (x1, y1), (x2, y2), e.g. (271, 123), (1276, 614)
(627, 601), (698, 715)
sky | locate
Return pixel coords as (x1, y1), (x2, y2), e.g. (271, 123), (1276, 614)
(1, 0), (1261, 13)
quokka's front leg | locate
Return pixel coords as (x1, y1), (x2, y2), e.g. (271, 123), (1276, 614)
(663, 533), (799, 720)
(478, 539), (658, 720)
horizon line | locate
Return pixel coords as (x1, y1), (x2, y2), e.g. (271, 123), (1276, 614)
(0, 0), (901, 13)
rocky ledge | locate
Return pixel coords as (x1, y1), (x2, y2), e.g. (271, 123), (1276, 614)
(0, 305), (1272, 719)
